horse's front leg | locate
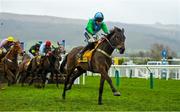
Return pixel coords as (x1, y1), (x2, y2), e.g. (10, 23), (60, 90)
(15, 68), (20, 83)
(66, 69), (84, 90)
(6, 70), (16, 85)
(41, 71), (47, 88)
(55, 72), (59, 88)
(98, 76), (105, 105)
(100, 67), (121, 96)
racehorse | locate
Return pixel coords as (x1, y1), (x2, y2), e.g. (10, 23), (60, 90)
(20, 42), (64, 88)
(18, 51), (35, 85)
(38, 43), (63, 88)
(1, 41), (23, 86)
(60, 27), (126, 104)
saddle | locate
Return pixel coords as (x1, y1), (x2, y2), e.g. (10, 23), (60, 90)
(25, 55), (41, 67)
(78, 40), (102, 63)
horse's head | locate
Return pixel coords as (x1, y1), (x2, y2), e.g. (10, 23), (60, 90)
(107, 27), (126, 54)
(11, 41), (23, 55)
(52, 44), (62, 61)
(57, 41), (66, 54)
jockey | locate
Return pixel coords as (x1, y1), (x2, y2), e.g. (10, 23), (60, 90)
(39, 40), (52, 57)
(0, 36), (15, 54)
(78, 12), (109, 59)
(28, 42), (41, 58)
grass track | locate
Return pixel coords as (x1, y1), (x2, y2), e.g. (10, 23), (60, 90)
(0, 76), (180, 111)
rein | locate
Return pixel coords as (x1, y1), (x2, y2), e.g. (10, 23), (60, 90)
(102, 37), (116, 49)
(96, 36), (115, 59)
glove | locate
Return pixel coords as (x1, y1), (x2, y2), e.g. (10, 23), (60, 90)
(46, 51), (52, 56)
(93, 34), (99, 40)
(92, 35), (97, 38)
(2, 48), (7, 53)
(88, 38), (96, 43)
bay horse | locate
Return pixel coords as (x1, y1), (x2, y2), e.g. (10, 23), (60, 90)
(1, 41), (23, 86)
(60, 27), (126, 104)
(22, 42), (63, 88)
(19, 52), (43, 87)
(38, 43), (63, 88)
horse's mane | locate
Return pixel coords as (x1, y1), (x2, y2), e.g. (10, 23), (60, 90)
(106, 27), (124, 40)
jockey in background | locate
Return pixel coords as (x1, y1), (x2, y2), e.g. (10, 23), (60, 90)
(39, 40), (52, 57)
(28, 42), (41, 58)
(78, 12), (109, 59)
(0, 36), (15, 55)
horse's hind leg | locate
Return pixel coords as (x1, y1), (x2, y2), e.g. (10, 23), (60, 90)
(62, 69), (74, 99)
(62, 73), (70, 99)
(66, 69), (85, 90)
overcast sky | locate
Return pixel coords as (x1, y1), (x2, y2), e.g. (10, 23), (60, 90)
(0, 0), (180, 24)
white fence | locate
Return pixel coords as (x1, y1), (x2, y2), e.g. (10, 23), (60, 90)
(76, 65), (180, 85)
(110, 65), (180, 80)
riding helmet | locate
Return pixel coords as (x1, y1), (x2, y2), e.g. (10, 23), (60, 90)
(45, 40), (51, 46)
(94, 12), (104, 22)
(7, 36), (15, 42)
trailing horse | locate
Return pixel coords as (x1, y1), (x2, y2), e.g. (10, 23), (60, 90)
(18, 52), (40, 86)
(38, 44), (63, 88)
(60, 27), (126, 104)
(20, 42), (64, 88)
(1, 41), (23, 86)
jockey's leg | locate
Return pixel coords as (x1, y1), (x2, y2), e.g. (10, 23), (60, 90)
(78, 42), (94, 59)
(28, 52), (34, 59)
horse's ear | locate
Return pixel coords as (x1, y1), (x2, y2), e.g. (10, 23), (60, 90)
(114, 26), (118, 29)
(114, 26), (120, 32)
(57, 41), (60, 46)
(15, 40), (19, 43)
(122, 28), (124, 33)
(107, 28), (115, 39)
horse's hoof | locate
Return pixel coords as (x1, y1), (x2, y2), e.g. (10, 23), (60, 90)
(62, 95), (65, 99)
(114, 91), (121, 96)
(0, 88), (5, 90)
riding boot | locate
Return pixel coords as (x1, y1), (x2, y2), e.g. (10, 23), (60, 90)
(78, 45), (89, 60)
(78, 43), (94, 60)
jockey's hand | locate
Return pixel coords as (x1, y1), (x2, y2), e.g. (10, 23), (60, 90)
(92, 35), (97, 38)
(88, 38), (95, 43)
(46, 51), (52, 56)
(101, 33), (108, 37)
(46, 53), (50, 56)
(2, 48), (7, 53)
(35, 52), (39, 56)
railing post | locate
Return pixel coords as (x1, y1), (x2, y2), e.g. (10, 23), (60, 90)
(150, 72), (154, 89)
(129, 69), (133, 78)
(115, 70), (120, 87)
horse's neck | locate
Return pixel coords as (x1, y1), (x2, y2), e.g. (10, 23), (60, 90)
(5, 49), (18, 61)
(98, 39), (114, 55)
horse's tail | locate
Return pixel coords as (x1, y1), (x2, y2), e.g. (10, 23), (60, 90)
(60, 54), (68, 73)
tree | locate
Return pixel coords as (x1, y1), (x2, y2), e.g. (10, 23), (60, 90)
(149, 43), (177, 60)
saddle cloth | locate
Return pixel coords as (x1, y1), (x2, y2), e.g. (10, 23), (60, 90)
(77, 40), (103, 63)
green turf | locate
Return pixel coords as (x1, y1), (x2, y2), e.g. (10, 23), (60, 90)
(0, 76), (180, 111)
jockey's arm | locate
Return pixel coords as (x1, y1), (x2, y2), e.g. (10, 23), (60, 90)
(0, 39), (8, 48)
(39, 44), (46, 56)
(86, 19), (95, 35)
